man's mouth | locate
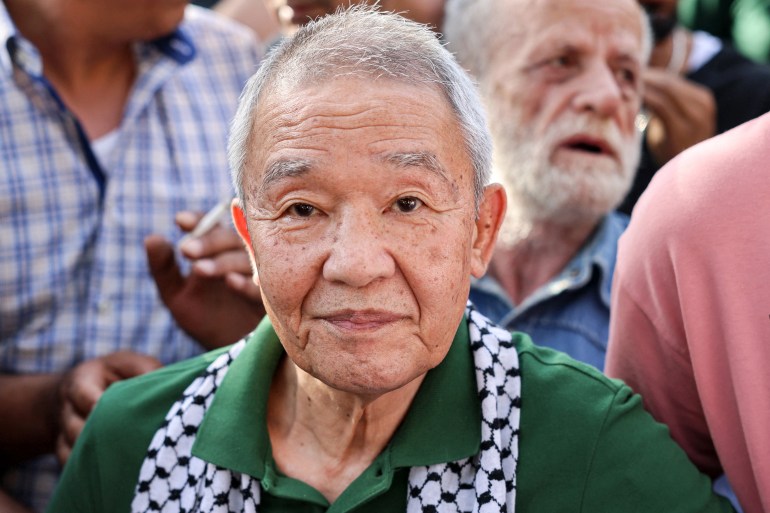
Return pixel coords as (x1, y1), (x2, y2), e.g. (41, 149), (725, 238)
(559, 135), (617, 159)
(321, 310), (406, 331)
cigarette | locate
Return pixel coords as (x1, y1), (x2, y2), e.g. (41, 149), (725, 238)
(178, 197), (232, 246)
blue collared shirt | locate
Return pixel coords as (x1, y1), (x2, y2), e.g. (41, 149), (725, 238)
(0, 5), (259, 510)
(470, 213), (628, 370)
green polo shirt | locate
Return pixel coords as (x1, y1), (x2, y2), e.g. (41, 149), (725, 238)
(48, 317), (480, 513)
(191, 317), (480, 512)
(49, 317), (734, 513)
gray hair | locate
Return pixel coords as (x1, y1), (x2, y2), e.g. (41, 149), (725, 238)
(442, 0), (653, 79)
(228, 5), (492, 207)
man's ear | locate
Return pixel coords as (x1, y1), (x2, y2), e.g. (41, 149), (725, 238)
(231, 198), (259, 279)
(470, 184), (506, 278)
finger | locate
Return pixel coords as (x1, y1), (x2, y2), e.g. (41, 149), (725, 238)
(643, 71), (714, 119)
(642, 78), (691, 122)
(102, 351), (163, 380)
(225, 271), (263, 302)
(58, 399), (86, 452)
(145, 234), (186, 307)
(180, 225), (241, 260)
(175, 211), (205, 232)
(642, 86), (701, 132)
(191, 249), (253, 278)
(63, 365), (109, 417)
(642, 76), (715, 140)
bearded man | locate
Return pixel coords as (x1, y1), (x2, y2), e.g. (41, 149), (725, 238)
(444, 0), (649, 369)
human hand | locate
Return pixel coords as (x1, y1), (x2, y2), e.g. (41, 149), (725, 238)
(56, 352), (161, 464)
(145, 211), (265, 350)
(642, 68), (716, 166)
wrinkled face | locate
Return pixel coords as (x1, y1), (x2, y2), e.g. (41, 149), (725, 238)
(484, 0), (644, 227)
(278, 0), (444, 28)
(234, 77), (494, 396)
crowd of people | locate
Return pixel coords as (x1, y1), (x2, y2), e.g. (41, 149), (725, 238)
(1, 0), (769, 512)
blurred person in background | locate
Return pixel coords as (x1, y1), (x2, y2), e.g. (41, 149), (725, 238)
(444, 0), (648, 370)
(0, 0), (264, 510)
(607, 110), (770, 513)
(618, 0), (770, 213)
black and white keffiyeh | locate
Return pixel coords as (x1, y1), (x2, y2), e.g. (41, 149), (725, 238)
(131, 304), (521, 513)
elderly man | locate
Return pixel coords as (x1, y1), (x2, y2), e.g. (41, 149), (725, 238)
(442, 0), (647, 369)
(48, 7), (733, 512)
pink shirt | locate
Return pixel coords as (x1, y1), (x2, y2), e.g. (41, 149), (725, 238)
(606, 112), (770, 513)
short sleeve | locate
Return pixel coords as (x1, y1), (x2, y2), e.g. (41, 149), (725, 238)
(580, 385), (734, 513)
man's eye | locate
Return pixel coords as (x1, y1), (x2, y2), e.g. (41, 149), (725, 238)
(548, 55), (574, 68)
(394, 197), (422, 213)
(617, 67), (637, 86)
(289, 203), (315, 217)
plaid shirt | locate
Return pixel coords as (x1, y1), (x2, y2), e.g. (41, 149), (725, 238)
(0, 5), (260, 510)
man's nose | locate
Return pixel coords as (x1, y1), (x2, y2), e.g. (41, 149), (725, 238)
(572, 62), (623, 118)
(322, 211), (396, 288)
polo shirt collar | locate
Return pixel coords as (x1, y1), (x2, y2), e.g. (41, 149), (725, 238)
(193, 316), (480, 478)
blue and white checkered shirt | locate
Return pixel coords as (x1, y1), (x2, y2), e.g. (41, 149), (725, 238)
(0, 5), (260, 510)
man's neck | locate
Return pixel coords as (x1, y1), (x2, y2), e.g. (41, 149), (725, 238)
(5, 0), (137, 139)
(489, 218), (597, 306)
(267, 356), (424, 503)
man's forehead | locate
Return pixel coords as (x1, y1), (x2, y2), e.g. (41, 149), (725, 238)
(507, 0), (644, 42)
(245, 77), (472, 195)
(251, 78), (459, 153)
(491, 0), (644, 65)
(254, 76), (451, 134)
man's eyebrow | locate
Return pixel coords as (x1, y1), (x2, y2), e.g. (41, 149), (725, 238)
(257, 152), (456, 194)
(259, 158), (314, 192)
(380, 151), (453, 185)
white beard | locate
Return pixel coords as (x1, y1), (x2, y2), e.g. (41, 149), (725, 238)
(490, 109), (641, 246)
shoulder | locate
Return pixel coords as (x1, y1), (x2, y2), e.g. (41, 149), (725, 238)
(515, 333), (623, 402)
(630, 112), (770, 250)
(514, 336), (731, 512)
